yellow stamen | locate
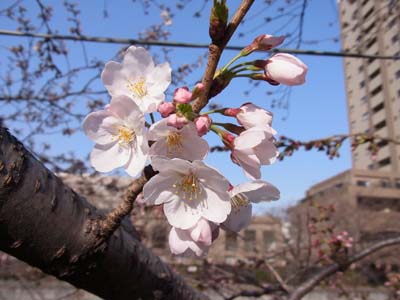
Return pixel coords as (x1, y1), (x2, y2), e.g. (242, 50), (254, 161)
(172, 172), (202, 201)
(231, 193), (250, 211)
(117, 126), (135, 145)
(126, 78), (147, 98)
(166, 132), (183, 154)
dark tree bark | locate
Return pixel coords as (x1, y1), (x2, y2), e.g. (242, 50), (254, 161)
(0, 127), (206, 300)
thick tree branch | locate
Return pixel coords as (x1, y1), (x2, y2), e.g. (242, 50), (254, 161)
(192, 0), (255, 113)
(288, 236), (400, 300)
(0, 127), (206, 300)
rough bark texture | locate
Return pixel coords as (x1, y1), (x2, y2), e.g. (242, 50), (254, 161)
(0, 127), (206, 300)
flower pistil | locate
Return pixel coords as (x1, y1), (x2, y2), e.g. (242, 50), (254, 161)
(173, 172), (202, 201)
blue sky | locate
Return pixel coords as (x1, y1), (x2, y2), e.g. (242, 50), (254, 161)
(0, 0), (351, 212)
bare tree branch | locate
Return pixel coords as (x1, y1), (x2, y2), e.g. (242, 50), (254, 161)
(0, 127), (206, 300)
(288, 236), (400, 300)
(192, 0), (255, 113)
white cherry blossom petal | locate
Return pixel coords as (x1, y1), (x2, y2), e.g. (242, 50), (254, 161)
(143, 174), (178, 205)
(90, 142), (130, 173)
(201, 187), (231, 224)
(164, 199), (201, 230)
(147, 62), (172, 94)
(223, 205), (252, 232)
(123, 46), (155, 74)
(83, 111), (119, 145)
(150, 156), (192, 174)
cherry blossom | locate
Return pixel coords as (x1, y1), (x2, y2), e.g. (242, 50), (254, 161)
(251, 34), (285, 51)
(264, 53), (307, 86)
(230, 127), (279, 179)
(101, 46), (171, 113)
(236, 103), (276, 133)
(83, 95), (148, 177)
(148, 119), (209, 160)
(169, 218), (213, 256)
(143, 157), (231, 230)
(223, 180), (280, 232)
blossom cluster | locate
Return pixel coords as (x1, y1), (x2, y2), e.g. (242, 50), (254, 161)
(83, 34), (307, 256)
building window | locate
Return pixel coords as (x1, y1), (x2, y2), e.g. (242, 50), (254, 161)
(358, 65), (364, 73)
(378, 157), (391, 167)
(369, 68), (380, 80)
(377, 139), (388, 148)
(380, 180), (391, 188)
(225, 231), (238, 251)
(362, 111), (369, 120)
(396, 70), (400, 79)
(361, 95), (368, 103)
(388, 18), (396, 29)
(364, 22), (375, 35)
(357, 180), (369, 187)
(392, 34), (399, 44)
(373, 102), (384, 113)
(244, 230), (256, 251)
(395, 180), (400, 189)
(263, 230), (275, 250)
(363, 7), (374, 20)
(374, 120), (386, 130)
(371, 85), (383, 96)
(360, 80), (365, 88)
(365, 37), (377, 49)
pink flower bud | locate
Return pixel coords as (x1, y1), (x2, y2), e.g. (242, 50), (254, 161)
(264, 53), (307, 86)
(190, 219), (212, 246)
(173, 86), (192, 104)
(158, 102), (175, 117)
(167, 113), (188, 129)
(192, 82), (205, 99)
(253, 34), (285, 51)
(221, 131), (235, 148)
(194, 115), (212, 136)
(195, 82), (204, 90)
(223, 108), (241, 117)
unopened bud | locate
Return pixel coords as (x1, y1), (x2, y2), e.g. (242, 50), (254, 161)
(173, 87), (192, 104)
(158, 102), (175, 117)
(194, 115), (212, 136)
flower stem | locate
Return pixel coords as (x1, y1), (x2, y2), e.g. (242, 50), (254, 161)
(220, 52), (244, 73)
(201, 108), (226, 115)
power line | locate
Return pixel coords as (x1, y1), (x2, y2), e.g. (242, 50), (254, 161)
(0, 29), (399, 60)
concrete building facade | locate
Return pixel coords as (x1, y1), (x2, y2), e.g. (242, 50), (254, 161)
(339, 0), (400, 172)
(290, 0), (400, 249)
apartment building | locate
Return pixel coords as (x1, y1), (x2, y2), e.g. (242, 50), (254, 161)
(289, 0), (400, 249)
(339, 0), (400, 172)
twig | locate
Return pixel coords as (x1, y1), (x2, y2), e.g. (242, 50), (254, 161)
(288, 236), (400, 300)
(265, 260), (291, 293)
(192, 0), (255, 113)
(98, 165), (156, 240)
